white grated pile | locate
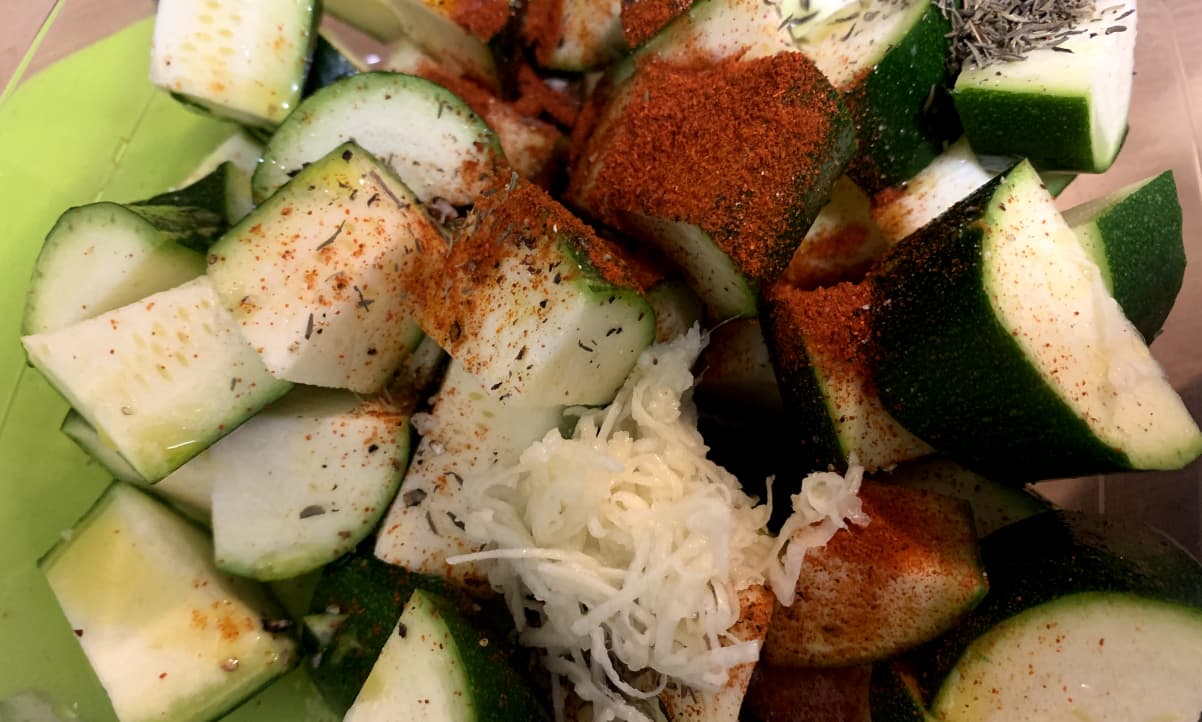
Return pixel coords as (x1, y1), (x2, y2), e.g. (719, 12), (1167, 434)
(449, 327), (867, 721)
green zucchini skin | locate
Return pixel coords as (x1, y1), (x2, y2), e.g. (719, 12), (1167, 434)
(844, 3), (959, 193)
(956, 89), (1094, 171)
(906, 510), (1202, 702)
(302, 35), (363, 98)
(135, 161), (251, 228)
(869, 173), (1128, 479)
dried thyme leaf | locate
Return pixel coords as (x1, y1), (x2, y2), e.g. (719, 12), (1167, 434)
(936, 0), (1104, 72)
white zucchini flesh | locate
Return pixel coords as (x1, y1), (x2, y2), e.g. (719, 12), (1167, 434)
(981, 163), (1199, 469)
(796, 0), (932, 89)
(383, 0), (500, 89)
(540, 0), (625, 71)
(953, 0), (1137, 172)
(785, 175), (885, 288)
(22, 276), (291, 482)
(150, 0), (316, 128)
(871, 137), (995, 245)
(210, 387), (410, 581)
(932, 593), (1202, 722)
(209, 142), (436, 394)
(253, 73), (501, 206)
(42, 484), (296, 722)
(22, 203), (206, 336)
(374, 361), (563, 589)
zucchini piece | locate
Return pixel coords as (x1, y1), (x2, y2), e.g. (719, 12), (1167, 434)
(179, 129), (263, 186)
(870, 137), (995, 245)
(798, 0), (958, 192)
(209, 387), (412, 581)
(302, 35), (364, 97)
(871, 160), (1202, 478)
(645, 277), (705, 343)
(569, 52), (855, 319)
(323, 0), (406, 42)
(783, 175), (885, 290)
(136, 160), (254, 227)
(374, 360), (563, 590)
(523, 0), (626, 71)
(150, 0), (318, 128)
(41, 484), (296, 722)
(59, 410), (213, 524)
(868, 662), (935, 722)
(208, 142), (437, 393)
(951, 1), (1136, 172)
(696, 319), (783, 415)
(1041, 170), (1078, 198)
(1062, 170), (1185, 342)
(910, 511), (1202, 722)
(253, 72), (503, 206)
(879, 457), (1049, 538)
(381, 0), (505, 90)
(343, 589), (551, 721)
(417, 177), (655, 407)
(21, 202), (207, 335)
(764, 481), (985, 668)
(22, 276), (292, 481)
(743, 664), (871, 722)
(762, 281), (933, 472)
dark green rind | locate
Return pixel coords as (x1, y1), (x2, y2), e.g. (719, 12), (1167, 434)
(1075, 171), (1185, 342)
(135, 161), (248, 226)
(124, 204), (227, 252)
(953, 87), (1105, 172)
(305, 546), (522, 714)
(870, 171), (1129, 480)
(845, 4), (959, 193)
(302, 35), (362, 98)
(880, 457), (1050, 537)
(760, 296), (848, 473)
(869, 662), (934, 722)
(414, 591), (553, 722)
(905, 510), (1202, 701)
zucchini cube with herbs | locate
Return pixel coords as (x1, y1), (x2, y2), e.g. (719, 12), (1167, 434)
(41, 483), (297, 722)
(950, 0), (1137, 173)
(417, 177), (655, 407)
(871, 160), (1202, 479)
(22, 276), (292, 482)
(569, 51), (855, 319)
(151, 0), (318, 128)
(207, 142), (443, 394)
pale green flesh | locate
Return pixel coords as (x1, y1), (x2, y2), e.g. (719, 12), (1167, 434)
(23, 203), (206, 335)
(374, 361), (563, 588)
(797, 0), (932, 89)
(324, 0), (406, 41)
(254, 73), (498, 206)
(384, 0), (499, 88)
(150, 0), (316, 127)
(539, 0), (625, 70)
(442, 240), (656, 407)
(209, 143), (430, 394)
(180, 130), (263, 186)
(982, 162), (1202, 469)
(953, 1), (1136, 172)
(872, 138), (995, 245)
(59, 410), (213, 524)
(787, 175), (885, 287)
(22, 276), (291, 481)
(343, 591), (474, 722)
(42, 485), (296, 722)
(210, 387), (410, 581)
(813, 362), (933, 472)
(621, 213), (756, 321)
(933, 593), (1202, 722)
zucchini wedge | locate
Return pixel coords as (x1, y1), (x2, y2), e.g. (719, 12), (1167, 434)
(871, 160), (1202, 478)
(523, 0), (627, 71)
(910, 511), (1202, 722)
(150, 0), (318, 128)
(868, 662), (935, 722)
(743, 663), (871, 722)
(783, 175), (886, 290)
(253, 73), (503, 206)
(136, 160), (254, 227)
(417, 177), (655, 406)
(951, 1), (1137, 172)
(41, 484), (296, 722)
(1063, 170), (1185, 343)
(22, 276), (292, 482)
(764, 481), (985, 668)
(209, 142), (439, 393)
(343, 589), (550, 722)
(22, 202), (207, 335)
(210, 388), (411, 581)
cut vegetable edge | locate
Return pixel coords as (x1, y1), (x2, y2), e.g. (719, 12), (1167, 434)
(252, 72), (503, 206)
(872, 160), (1202, 477)
(41, 483), (297, 722)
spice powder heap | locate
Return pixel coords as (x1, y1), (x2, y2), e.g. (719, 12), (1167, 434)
(574, 52), (849, 284)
